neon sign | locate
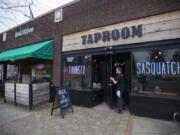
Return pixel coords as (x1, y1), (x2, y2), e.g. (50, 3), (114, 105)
(68, 65), (85, 75)
(136, 61), (180, 75)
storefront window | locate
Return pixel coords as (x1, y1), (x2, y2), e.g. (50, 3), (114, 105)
(91, 56), (104, 89)
(32, 63), (52, 83)
(7, 64), (19, 82)
(132, 49), (180, 97)
(63, 55), (92, 91)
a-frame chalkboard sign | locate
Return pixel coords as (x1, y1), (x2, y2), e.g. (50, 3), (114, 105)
(51, 87), (73, 118)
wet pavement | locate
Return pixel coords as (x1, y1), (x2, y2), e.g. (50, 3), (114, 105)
(0, 99), (179, 135)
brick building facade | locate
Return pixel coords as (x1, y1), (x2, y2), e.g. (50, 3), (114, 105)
(1, 0), (180, 120)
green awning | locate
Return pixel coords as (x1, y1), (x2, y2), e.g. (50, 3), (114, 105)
(0, 40), (54, 62)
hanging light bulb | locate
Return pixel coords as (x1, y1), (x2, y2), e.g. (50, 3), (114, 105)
(158, 51), (162, 55)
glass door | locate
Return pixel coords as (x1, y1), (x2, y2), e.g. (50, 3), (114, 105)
(92, 53), (130, 108)
(106, 53), (131, 108)
(105, 55), (114, 108)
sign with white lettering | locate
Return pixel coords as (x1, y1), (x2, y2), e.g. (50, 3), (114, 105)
(57, 88), (71, 110)
(51, 87), (73, 118)
(68, 65), (85, 75)
(136, 61), (180, 76)
(15, 27), (34, 38)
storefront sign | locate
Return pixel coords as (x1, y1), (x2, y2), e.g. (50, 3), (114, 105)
(15, 27), (34, 38)
(81, 25), (143, 45)
(68, 65), (85, 75)
(63, 11), (180, 52)
(136, 61), (180, 75)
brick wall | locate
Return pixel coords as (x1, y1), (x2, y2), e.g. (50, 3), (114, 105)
(1, 0), (180, 86)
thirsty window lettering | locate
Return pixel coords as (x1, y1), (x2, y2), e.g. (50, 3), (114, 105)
(68, 65), (85, 75)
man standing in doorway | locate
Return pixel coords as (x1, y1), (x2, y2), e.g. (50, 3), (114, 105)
(110, 67), (125, 113)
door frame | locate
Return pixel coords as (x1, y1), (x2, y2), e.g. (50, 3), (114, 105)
(101, 52), (131, 108)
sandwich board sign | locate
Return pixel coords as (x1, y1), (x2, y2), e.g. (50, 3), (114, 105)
(51, 87), (73, 118)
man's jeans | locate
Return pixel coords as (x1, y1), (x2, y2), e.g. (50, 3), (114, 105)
(116, 90), (123, 112)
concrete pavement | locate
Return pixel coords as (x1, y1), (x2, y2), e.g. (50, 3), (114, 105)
(0, 101), (129, 135)
(0, 99), (180, 135)
(132, 116), (180, 135)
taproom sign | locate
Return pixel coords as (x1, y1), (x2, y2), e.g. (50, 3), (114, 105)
(136, 61), (180, 76)
(81, 25), (143, 45)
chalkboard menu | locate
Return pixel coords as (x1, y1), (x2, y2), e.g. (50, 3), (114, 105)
(57, 88), (70, 110)
(51, 87), (73, 118)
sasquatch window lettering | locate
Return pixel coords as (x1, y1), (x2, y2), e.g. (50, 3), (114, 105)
(136, 63), (141, 75)
(166, 61), (170, 74)
(161, 62), (166, 75)
(178, 62), (180, 74)
(136, 62), (180, 75)
(171, 61), (176, 75)
(145, 62), (151, 74)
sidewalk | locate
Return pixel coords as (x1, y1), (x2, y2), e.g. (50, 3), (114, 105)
(132, 116), (180, 135)
(0, 99), (179, 135)
(0, 101), (129, 135)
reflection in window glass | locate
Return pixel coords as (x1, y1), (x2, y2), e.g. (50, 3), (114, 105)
(132, 49), (180, 97)
(7, 64), (19, 82)
(91, 56), (104, 89)
(63, 56), (92, 91)
(32, 63), (52, 83)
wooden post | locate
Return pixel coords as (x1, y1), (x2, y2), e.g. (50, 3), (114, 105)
(29, 83), (33, 110)
(49, 81), (52, 102)
(2, 64), (7, 103)
(14, 82), (17, 106)
(3, 81), (6, 103)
